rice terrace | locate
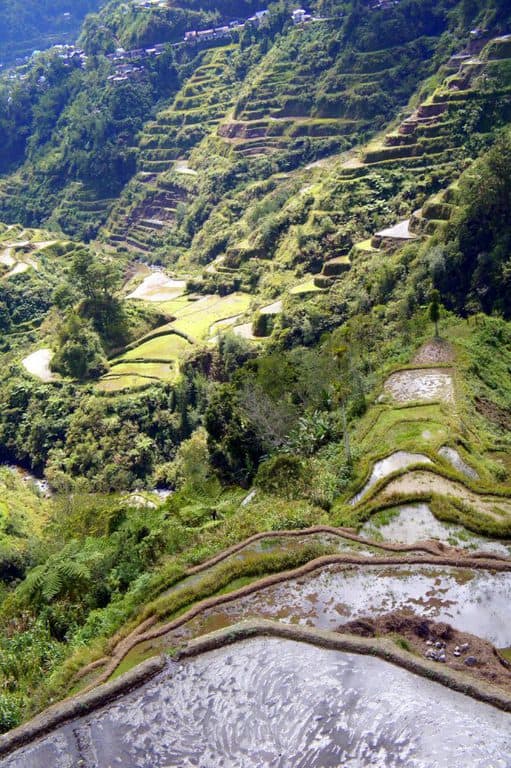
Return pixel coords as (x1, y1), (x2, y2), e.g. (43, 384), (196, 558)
(0, 0), (510, 765)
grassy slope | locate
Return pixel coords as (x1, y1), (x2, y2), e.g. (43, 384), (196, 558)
(0, 5), (511, 733)
(5, 312), (509, 722)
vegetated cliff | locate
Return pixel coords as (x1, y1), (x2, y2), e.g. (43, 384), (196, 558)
(0, 0), (105, 66)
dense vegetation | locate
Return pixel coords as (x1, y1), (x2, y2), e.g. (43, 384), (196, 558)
(0, 0), (510, 739)
(0, 0), (104, 65)
(432, 135), (511, 316)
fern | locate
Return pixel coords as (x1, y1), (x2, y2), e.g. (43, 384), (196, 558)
(41, 569), (63, 602)
(19, 565), (46, 601)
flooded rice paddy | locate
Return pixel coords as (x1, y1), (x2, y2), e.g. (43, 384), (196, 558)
(351, 451), (432, 504)
(438, 446), (478, 478)
(149, 563), (511, 651)
(159, 533), (376, 602)
(361, 502), (511, 556)
(384, 369), (454, 404)
(5, 638), (511, 768)
(127, 272), (186, 301)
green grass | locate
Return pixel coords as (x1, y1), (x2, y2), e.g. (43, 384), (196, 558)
(96, 374), (155, 393)
(109, 362), (178, 380)
(353, 238), (378, 254)
(168, 293), (251, 341)
(98, 333), (192, 390)
(358, 404), (448, 452)
(289, 278), (323, 296)
(97, 294), (251, 392)
(0, 468), (50, 566)
(122, 333), (191, 362)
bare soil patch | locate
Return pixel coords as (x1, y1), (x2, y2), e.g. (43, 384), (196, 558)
(475, 396), (511, 431)
(413, 339), (454, 364)
(341, 611), (511, 693)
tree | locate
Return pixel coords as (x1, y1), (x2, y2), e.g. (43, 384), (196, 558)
(252, 311), (270, 338)
(433, 133), (511, 318)
(69, 250), (128, 346)
(204, 385), (262, 486)
(0, 301), (11, 333)
(429, 289), (441, 338)
(51, 313), (108, 381)
(332, 344), (352, 464)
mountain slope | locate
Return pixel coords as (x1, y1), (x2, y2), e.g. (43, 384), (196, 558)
(0, 0), (105, 66)
(0, 0), (510, 744)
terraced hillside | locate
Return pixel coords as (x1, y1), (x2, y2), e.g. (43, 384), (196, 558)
(308, 35), (511, 285)
(220, 25), (443, 163)
(4, 320), (511, 766)
(47, 183), (117, 242)
(104, 45), (239, 254)
(1, 1), (511, 761)
(160, 32), (508, 297)
(8, 33), (510, 397)
(74, 334), (511, 690)
(96, 10), (499, 263)
(38, 35), (502, 397)
(99, 281), (251, 392)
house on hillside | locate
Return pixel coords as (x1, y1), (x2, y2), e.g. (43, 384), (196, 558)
(184, 26), (232, 43)
(291, 8), (310, 23)
(247, 9), (269, 26)
(197, 29), (215, 41)
(370, 0), (399, 8)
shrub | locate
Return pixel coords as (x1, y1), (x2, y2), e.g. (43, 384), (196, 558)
(0, 694), (20, 732)
(256, 454), (305, 499)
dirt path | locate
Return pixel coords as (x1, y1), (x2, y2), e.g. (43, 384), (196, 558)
(0, 246), (15, 267)
(233, 322), (256, 339)
(32, 239), (57, 253)
(174, 160), (197, 176)
(6, 262), (29, 277)
(260, 300), (283, 315)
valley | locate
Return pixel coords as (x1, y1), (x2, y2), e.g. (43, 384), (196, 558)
(0, 0), (510, 764)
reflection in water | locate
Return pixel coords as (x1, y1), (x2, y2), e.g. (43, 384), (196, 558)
(351, 451), (432, 504)
(361, 503), (511, 557)
(5, 639), (511, 768)
(177, 564), (511, 648)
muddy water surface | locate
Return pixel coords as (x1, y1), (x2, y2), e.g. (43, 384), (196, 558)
(159, 533), (375, 601)
(351, 451), (432, 504)
(384, 369), (454, 403)
(361, 503), (511, 556)
(145, 563), (511, 652)
(439, 446), (478, 478)
(5, 638), (511, 768)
